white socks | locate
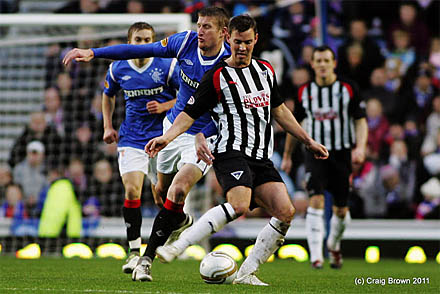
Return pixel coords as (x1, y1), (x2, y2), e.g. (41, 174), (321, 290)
(238, 217), (290, 278)
(327, 211), (350, 252)
(129, 237), (141, 251)
(172, 203), (236, 251)
(306, 207), (324, 263)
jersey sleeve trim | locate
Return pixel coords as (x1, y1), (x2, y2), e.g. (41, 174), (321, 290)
(213, 67), (224, 102)
(109, 62), (116, 82)
(176, 30), (192, 59)
(298, 83), (308, 103)
(341, 82), (354, 99)
(167, 58), (178, 86)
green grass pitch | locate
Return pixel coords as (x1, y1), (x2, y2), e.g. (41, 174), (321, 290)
(0, 257), (438, 294)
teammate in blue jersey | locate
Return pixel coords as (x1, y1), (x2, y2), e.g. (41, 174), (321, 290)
(64, 7), (231, 282)
(100, 22), (179, 276)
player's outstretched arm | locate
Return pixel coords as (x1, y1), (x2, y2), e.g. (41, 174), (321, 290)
(63, 48), (94, 65)
(145, 112), (195, 157)
(273, 103), (329, 160)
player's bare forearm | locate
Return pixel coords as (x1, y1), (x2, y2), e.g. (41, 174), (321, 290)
(145, 112), (194, 157)
(273, 104), (313, 147)
(63, 48), (94, 65)
(353, 118), (368, 163)
(161, 99), (176, 113)
(102, 94), (118, 143)
(274, 104), (329, 159)
(147, 99), (176, 114)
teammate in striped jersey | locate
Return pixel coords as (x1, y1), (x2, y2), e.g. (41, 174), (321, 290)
(101, 22), (179, 275)
(281, 45), (368, 269)
(148, 15), (328, 286)
(63, 7), (231, 282)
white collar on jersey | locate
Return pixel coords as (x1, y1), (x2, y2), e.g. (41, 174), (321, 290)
(197, 43), (225, 66)
(127, 58), (154, 73)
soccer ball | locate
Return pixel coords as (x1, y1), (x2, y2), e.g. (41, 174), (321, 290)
(199, 251), (238, 284)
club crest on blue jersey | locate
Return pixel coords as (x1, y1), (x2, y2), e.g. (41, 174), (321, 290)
(150, 68), (164, 83)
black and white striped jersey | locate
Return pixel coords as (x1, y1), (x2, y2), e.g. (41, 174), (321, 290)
(294, 78), (366, 151)
(184, 58), (284, 159)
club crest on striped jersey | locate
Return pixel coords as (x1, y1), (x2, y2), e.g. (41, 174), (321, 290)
(259, 70), (268, 79)
(230, 171), (243, 180)
(243, 90), (270, 109)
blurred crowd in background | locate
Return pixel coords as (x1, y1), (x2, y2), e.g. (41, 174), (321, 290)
(0, 0), (439, 222)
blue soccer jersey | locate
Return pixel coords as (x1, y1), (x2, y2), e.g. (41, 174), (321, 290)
(104, 57), (179, 149)
(93, 30), (231, 135)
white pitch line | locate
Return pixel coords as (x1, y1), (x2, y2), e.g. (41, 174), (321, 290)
(0, 288), (213, 294)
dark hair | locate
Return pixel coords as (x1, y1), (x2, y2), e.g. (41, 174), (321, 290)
(198, 7), (230, 30)
(127, 22), (155, 42)
(228, 14), (257, 35)
(312, 45), (336, 60)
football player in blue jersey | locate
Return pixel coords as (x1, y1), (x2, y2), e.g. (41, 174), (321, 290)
(64, 7), (231, 282)
(100, 22), (180, 277)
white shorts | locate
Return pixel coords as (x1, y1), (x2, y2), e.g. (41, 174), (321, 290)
(157, 117), (214, 176)
(118, 146), (157, 185)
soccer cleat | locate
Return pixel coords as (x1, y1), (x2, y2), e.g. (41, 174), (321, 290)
(131, 256), (153, 281)
(233, 273), (269, 286)
(122, 252), (140, 274)
(164, 214), (193, 246)
(311, 260), (323, 269)
(328, 249), (343, 269)
(156, 244), (183, 263)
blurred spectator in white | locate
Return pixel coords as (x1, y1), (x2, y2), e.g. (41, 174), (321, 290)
(384, 58), (403, 93)
(387, 29), (416, 76)
(423, 129), (440, 177)
(8, 111), (62, 168)
(416, 177), (440, 219)
(0, 183), (28, 219)
(388, 1), (430, 57)
(0, 163), (13, 201)
(337, 19), (385, 90)
(421, 96), (440, 156)
(363, 67), (399, 123)
(366, 98), (390, 161)
(43, 87), (65, 137)
(429, 37), (440, 80)
(13, 141), (48, 214)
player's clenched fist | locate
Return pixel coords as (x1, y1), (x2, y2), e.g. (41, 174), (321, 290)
(63, 48), (94, 65)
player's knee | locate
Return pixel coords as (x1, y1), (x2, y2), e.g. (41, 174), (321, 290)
(124, 183), (141, 200)
(309, 194), (324, 209)
(334, 207), (348, 218)
(278, 204), (295, 223)
(230, 203), (249, 217)
(168, 185), (188, 202)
